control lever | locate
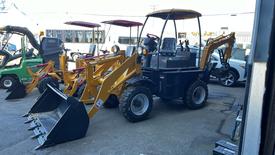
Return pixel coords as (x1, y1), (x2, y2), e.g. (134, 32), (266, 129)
(184, 39), (190, 52)
(179, 40), (184, 52)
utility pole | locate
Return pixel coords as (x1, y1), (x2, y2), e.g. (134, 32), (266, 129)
(0, 0), (8, 13)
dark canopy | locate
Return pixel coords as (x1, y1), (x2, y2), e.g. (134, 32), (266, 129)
(64, 21), (101, 28)
(101, 20), (143, 27)
(0, 25), (40, 51)
(146, 9), (202, 20)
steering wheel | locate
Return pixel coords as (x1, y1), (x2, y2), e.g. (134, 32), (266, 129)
(146, 33), (160, 41)
(100, 49), (109, 54)
(13, 49), (22, 56)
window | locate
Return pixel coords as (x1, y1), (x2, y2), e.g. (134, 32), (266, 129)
(118, 36), (144, 45)
(75, 31), (85, 43)
(56, 30), (63, 41)
(45, 29), (105, 44)
(64, 30), (73, 42)
(85, 31), (93, 43)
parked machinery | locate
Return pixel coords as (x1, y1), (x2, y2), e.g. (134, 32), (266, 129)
(6, 37), (64, 99)
(7, 20), (143, 100)
(67, 19), (143, 104)
(201, 33), (236, 81)
(24, 9), (235, 149)
(0, 26), (44, 89)
(6, 22), (103, 99)
(64, 21), (101, 60)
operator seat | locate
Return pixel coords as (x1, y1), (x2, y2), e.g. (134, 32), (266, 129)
(125, 46), (136, 57)
(88, 44), (96, 56)
(40, 37), (63, 69)
(160, 37), (176, 56)
(150, 37), (177, 68)
(150, 37), (196, 68)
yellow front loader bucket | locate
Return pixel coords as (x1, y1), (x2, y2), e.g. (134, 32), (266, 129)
(23, 84), (89, 149)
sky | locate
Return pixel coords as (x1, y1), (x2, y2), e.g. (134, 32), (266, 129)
(0, 0), (256, 31)
(0, 0), (257, 53)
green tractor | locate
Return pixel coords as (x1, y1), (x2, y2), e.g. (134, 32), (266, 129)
(0, 26), (61, 89)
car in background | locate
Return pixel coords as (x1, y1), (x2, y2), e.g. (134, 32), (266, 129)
(189, 45), (247, 87)
(210, 49), (247, 87)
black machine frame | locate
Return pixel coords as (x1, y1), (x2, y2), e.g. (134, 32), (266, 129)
(137, 9), (209, 100)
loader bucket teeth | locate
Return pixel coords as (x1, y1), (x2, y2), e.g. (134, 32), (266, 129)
(25, 84), (89, 149)
(5, 83), (27, 100)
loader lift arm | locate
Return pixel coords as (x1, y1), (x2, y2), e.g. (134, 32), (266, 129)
(87, 53), (141, 117)
(199, 32), (235, 70)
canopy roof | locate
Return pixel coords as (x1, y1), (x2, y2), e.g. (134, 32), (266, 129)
(146, 9), (202, 20)
(0, 25), (40, 51)
(64, 21), (101, 28)
(101, 20), (143, 27)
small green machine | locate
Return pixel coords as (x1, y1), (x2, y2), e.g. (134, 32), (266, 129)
(0, 26), (43, 89)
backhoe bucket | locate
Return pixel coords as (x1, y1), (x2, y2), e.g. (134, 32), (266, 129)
(24, 84), (89, 149)
(5, 82), (27, 100)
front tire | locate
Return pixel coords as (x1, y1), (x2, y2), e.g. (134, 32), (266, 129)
(38, 77), (59, 93)
(0, 76), (17, 89)
(119, 86), (153, 122)
(185, 80), (208, 109)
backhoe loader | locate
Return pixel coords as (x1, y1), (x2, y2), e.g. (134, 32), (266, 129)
(23, 9), (235, 149)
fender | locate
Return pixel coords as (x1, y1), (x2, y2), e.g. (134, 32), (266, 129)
(125, 76), (157, 94)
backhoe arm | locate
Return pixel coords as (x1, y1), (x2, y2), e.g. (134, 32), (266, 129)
(199, 32), (235, 70)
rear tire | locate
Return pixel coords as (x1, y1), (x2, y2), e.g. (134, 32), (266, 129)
(119, 86), (153, 122)
(38, 77), (59, 93)
(219, 69), (238, 87)
(104, 94), (119, 108)
(0, 76), (17, 89)
(185, 80), (208, 109)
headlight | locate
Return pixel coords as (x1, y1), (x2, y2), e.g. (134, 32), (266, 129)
(137, 46), (149, 56)
(143, 49), (149, 56)
(111, 45), (120, 54)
